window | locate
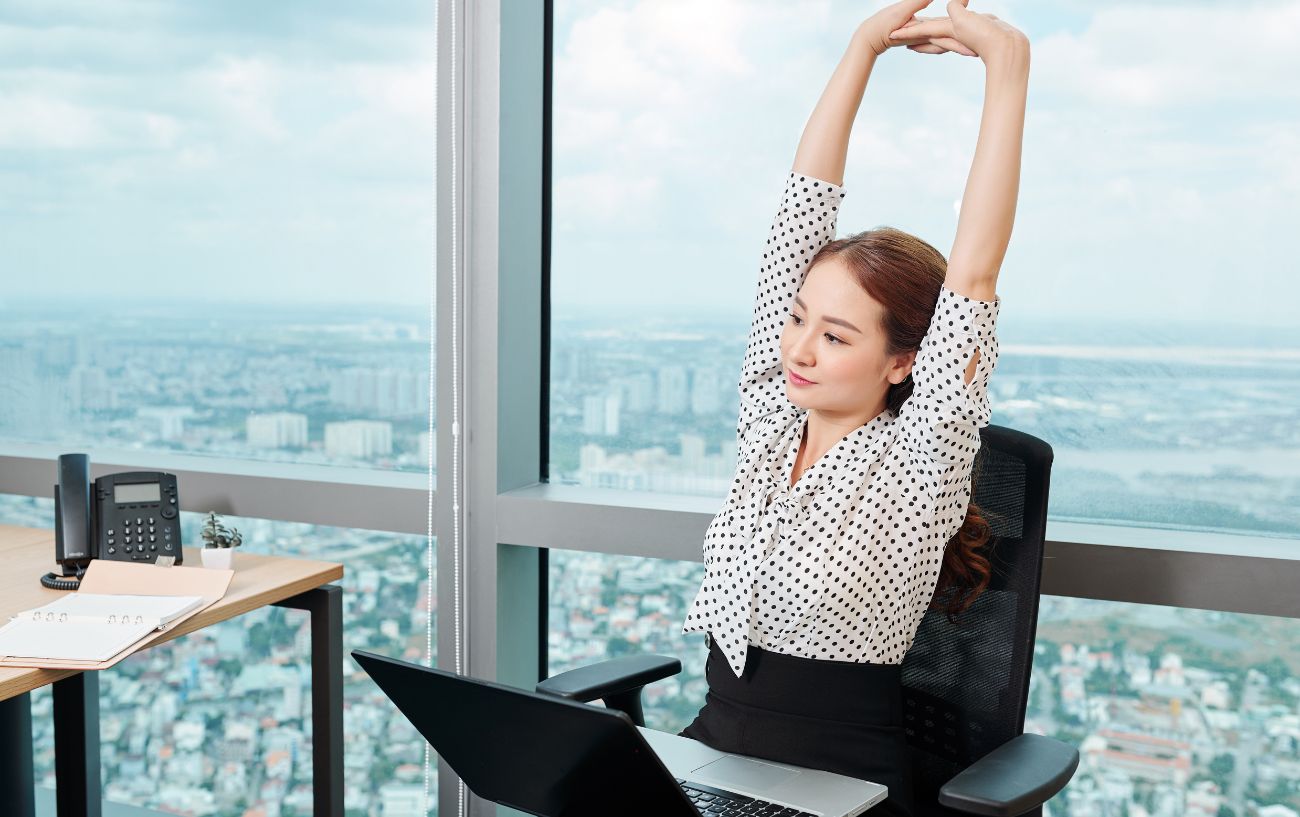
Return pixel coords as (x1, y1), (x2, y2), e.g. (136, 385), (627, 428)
(548, 548), (707, 734)
(0, 2), (437, 475)
(547, 1), (1300, 540)
(549, 550), (1300, 816)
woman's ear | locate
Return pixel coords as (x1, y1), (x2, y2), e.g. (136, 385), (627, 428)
(889, 350), (918, 385)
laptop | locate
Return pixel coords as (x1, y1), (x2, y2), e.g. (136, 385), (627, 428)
(353, 649), (888, 817)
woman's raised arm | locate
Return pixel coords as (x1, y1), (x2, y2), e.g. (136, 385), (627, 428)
(891, 0), (1031, 301)
(793, 0), (952, 186)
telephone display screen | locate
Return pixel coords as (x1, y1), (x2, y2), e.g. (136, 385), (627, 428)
(115, 482), (161, 504)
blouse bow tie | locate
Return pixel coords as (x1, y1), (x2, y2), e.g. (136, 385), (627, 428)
(760, 484), (816, 556)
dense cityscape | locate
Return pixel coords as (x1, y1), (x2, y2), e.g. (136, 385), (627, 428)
(1, 302), (1298, 816)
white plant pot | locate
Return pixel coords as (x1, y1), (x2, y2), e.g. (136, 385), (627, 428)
(201, 548), (235, 570)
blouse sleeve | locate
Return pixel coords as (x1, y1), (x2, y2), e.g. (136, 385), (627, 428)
(896, 283), (1002, 468)
(736, 171), (847, 443)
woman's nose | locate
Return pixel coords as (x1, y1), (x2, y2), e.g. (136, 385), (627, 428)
(788, 326), (815, 363)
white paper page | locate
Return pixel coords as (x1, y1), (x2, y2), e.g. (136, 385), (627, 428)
(28, 594), (204, 626)
(0, 617), (156, 662)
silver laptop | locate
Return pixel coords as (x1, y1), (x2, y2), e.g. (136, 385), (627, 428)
(352, 648), (888, 816)
(639, 725), (888, 816)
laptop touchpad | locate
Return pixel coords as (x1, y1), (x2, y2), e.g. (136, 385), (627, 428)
(690, 756), (801, 793)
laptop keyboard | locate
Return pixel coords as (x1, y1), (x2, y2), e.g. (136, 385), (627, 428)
(677, 777), (819, 816)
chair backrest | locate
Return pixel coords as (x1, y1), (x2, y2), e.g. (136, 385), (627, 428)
(899, 425), (1053, 817)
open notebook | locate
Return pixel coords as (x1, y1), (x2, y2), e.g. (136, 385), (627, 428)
(0, 594), (205, 663)
(0, 560), (233, 670)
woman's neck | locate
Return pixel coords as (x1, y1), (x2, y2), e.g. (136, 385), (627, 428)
(804, 400), (888, 457)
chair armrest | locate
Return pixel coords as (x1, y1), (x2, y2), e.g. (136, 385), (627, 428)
(536, 654), (681, 728)
(536, 654), (681, 702)
(938, 733), (1079, 817)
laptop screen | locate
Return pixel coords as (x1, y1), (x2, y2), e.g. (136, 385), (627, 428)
(353, 650), (698, 817)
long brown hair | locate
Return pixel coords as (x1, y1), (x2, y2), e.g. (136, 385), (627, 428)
(807, 226), (992, 624)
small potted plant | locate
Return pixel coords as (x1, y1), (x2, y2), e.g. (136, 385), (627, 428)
(200, 512), (243, 570)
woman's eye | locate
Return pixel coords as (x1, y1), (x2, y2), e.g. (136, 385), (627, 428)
(791, 314), (803, 325)
(824, 334), (842, 345)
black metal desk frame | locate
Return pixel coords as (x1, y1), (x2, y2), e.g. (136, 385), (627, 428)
(0, 584), (343, 817)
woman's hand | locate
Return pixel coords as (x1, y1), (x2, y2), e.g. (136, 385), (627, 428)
(892, 16), (977, 57)
(887, 0), (1029, 67)
(857, 0), (972, 58)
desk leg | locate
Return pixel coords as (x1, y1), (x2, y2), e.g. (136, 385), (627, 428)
(52, 672), (100, 817)
(1, 692), (36, 817)
(276, 584), (343, 817)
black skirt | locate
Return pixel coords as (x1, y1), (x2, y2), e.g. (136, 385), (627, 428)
(678, 633), (913, 817)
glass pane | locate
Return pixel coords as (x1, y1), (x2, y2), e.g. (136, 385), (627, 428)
(550, 549), (1300, 816)
(3, 494), (438, 816)
(548, 1), (1300, 539)
(548, 549), (707, 734)
(0, 2), (437, 475)
(1032, 596), (1300, 816)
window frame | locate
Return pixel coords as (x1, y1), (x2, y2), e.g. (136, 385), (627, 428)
(1, 2), (1298, 816)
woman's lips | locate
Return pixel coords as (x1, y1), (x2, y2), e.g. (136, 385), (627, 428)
(787, 370), (816, 386)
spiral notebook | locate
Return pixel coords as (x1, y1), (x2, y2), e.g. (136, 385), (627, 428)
(0, 559), (233, 670)
(0, 594), (204, 663)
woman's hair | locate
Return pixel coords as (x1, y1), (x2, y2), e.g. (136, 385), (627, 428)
(807, 226), (993, 624)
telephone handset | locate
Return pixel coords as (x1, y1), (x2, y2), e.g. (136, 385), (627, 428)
(45, 453), (184, 590)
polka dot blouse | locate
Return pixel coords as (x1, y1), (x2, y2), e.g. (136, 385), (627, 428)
(681, 171), (1002, 680)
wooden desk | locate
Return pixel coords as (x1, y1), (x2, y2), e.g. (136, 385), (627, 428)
(0, 525), (344, 817)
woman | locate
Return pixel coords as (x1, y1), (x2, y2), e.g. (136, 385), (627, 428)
(678, 2), (1031, 815)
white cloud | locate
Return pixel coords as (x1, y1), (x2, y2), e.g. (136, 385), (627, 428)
(0, 92), (183, 152)
(549, 0), (1300, 324)
(0, 94), (106, 149)
(202, 56), (288, 142)
(1033, 1), (1300, 108)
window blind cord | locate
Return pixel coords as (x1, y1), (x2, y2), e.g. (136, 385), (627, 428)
(425, 2), (465, 816)
(451, 1), (466, 815)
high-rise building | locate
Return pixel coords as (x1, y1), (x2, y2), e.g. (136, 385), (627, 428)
(583, 393), (620, 436)
(324, 420), (393, 459)
(330, 368), (429, 418)
(690, 366), (722, 416)
(622, 372), (655, 413)
(656, 365), (688, 415)
(246, 412), (309, 448)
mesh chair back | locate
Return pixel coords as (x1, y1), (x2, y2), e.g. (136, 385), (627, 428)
(900, 426), (1053, 817)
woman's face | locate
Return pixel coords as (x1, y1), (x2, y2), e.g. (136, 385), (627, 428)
(780, 257), (915, 418)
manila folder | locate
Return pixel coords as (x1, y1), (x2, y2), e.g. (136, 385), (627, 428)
(0, 560), (233, 671)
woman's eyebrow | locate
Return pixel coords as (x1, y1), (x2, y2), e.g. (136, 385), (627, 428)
(793, 296), (862, 333)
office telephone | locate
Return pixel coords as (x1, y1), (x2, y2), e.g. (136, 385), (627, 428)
(44, 452), (184, 590)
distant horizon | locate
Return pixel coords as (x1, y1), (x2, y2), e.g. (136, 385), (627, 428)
(5, 295), (1300, 346)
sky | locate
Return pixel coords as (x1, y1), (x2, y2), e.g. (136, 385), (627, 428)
(549, 0), (1300, 329)
(1, 0), (1297, 330)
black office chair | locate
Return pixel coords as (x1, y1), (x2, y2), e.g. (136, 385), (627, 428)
(537, 425), (1078, 817)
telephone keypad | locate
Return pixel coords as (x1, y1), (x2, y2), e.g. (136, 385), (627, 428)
(76, 469), (183, 566)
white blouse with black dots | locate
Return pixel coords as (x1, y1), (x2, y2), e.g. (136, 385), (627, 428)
(681, 170), (1002, 680)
